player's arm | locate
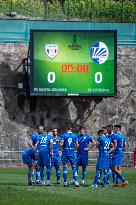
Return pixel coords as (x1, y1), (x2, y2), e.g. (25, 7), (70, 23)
(58, 138), (62, 157)
(27, 134), (36, 149)
(58, 139), (63, 156)
(50, 139), (53, 157)
(95, 141), (99, 149)
(112, 139), (117, 152)
(59, 136), (64, 147)
(109, 143), (115, 154)
(27, 140), (34, 149)
(75, 135), (79, 149)
(123, 141), (127, 151)
(84, 140), (96, 151)
(75, 140), (79, 149)
(34, 141), (39, 150)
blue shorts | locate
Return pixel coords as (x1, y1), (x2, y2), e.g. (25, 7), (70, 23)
(62, 154), (76, 166)
(112, 153), (123, 167)
(76, 154), (88, 167)
(22, 152), (34, 166)
(51, 155), (61, 169)
(96, 156), (109, 171)
(37, 149), (50, 168)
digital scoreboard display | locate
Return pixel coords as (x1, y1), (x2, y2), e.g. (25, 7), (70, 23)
(30, 30), (117, 96)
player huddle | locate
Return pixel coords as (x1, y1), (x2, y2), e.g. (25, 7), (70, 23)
(22, 125), (128, 188)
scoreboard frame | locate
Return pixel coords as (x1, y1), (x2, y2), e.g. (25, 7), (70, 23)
(30, 29), (117, 97)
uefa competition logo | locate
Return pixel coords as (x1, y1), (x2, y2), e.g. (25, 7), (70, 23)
(90, 42), (109, 64)
(45, 44), (58, 59)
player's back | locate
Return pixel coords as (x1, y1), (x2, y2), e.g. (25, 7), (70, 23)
(22, 148), (35, 159)
(98, 136), (111, 157)
(62, 132), (77, 156)
(28, 149), (35, 158)
(38, 134), (52, 152)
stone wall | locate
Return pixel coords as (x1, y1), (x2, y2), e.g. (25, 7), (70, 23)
(0, 44), (135, 151)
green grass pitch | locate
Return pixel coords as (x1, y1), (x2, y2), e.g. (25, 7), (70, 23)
(0, 167), (136, 205)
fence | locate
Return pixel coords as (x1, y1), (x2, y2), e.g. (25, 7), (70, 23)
(0, 150), (134, 167)
(0, 20), (136, 46)
(0, 0), (135, 22)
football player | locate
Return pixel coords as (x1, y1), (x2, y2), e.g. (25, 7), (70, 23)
(91, 129), (114, 188)
(112, 125), (128, 187)
(22, 148), (38, 185)
(76, 127), (96, 185)
(50, 128), (62, 184)
(60, 127), (80, 187)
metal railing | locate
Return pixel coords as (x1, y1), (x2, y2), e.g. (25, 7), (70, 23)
(0, 150), (134, 167)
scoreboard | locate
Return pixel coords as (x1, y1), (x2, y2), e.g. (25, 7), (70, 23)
(30, 30), (117, 96)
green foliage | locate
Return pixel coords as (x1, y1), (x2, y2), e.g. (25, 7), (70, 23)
(0, 0), (135, 22)
(11, 0), (17, 4)
(0, 0), (45, 17)
(63, 0), (91, 20)
(44, 1), (65, 19)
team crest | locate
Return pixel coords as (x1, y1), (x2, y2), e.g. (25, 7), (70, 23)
(90, 42), (109, 64)
(45, 44), (58, 59)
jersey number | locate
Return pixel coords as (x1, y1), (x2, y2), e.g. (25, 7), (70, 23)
(104, 141), (110, 150)
(40, 137), (47, 144)
(68, 138), (72, 146)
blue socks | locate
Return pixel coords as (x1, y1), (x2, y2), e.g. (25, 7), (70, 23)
(40, 166), (44, 181)
(117, 173), (126, 182)
(112, 171), (117, 183)
(82, 167), (86, 180)
(56, 168), (60, 180)
(46, 167), (51, 181)
(94, 171), (101, 185)
(28, 167), (31, 181)
(103, 171), (109, 185)
(72, 167), (78, 182)
(63, 166), (68, 182)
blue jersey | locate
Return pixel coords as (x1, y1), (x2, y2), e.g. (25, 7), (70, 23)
(97, 136), (111, 158)
(52, 136), (61, 156)
(112, 133), (126, 167)
(50, 136), (61, 169)
(38, 134), (53, 152)
(107, 132), (116, 155)
(114, 133), (126, 154)
(31, 133), (40, 146)
(31, 133), (44, 151)
(26, 149), (36, 159)
(22, 148), (36, 165)
(61, 132), (78, 156)
(107, 132), (116, 144)
(77, 134), (94, 156)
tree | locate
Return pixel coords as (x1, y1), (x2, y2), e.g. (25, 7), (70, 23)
(42, 0), (64, 16)
(42, 0), (64, 7)
(42, 0), (59, 7)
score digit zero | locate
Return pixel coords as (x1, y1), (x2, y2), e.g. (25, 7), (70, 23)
(47, 71), (102, 84)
